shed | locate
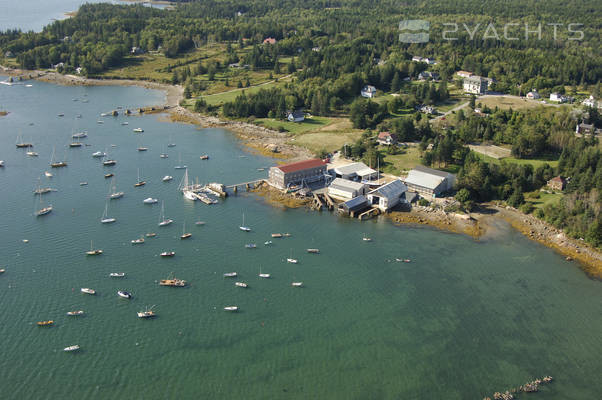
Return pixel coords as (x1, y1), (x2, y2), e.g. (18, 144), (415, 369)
(338, 195), (371, 216)
(404, 165), (455, 198)
(367, 180), (407, 211)
(328, 178), (368, 200)
(287, 110), (305, 122)
(332, 162), (377, 181)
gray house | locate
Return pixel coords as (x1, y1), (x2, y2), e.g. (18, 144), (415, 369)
(287, 110), (305, 122)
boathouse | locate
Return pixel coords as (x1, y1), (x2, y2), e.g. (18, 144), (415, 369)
(338, 195), (371, 217)
(403, 165), (455, 198)
(332, 162), (378, 182)
(328, 178), (368, 200)
(268, 159), (327, 190)
(367, 179), (407, 211)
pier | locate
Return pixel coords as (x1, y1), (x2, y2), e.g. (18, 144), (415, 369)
(226, 179), (265, 193)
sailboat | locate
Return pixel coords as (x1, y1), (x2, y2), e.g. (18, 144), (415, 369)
(102, 149), (116, 166)
(134, 168), (146, 187)
(160, 146), (168, 158)
(158, 201), (173, 226)
(286, 249), (298, 264)
(109, 177), (124, 199)
(85, 240), (103, 255)
(259, 266), (270, 278)
(174, 153), (187, 169)
(167, 135), (176, 147)
(100, 201), (116, 223)
(362, 234), (372, 242)
(239, 213), (251, 232)
(50, 146), (67, 168)
(180, 222), (191, 239)
(15, 133), (33, 148)
(35, 192), (52, 217)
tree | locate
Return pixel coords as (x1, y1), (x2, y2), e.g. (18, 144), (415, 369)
(391, 72), (401, 92)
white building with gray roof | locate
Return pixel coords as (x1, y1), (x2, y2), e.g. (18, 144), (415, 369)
(328, 178), (368, 200)
(403, 166), (455, 198)
(332, 162), (378, 182)
(367, 179), (407, 211)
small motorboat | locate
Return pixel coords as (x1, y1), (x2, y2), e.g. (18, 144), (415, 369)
(104, 173), (114, 179)
(97, 120), (104, 124)
(181, 233), (192, 240)
(109, 273), (125, 278)
(162, 175), (173, 182)
(291, 282), (303, 287)
(57, 113), (64, 117)
(271, 233), (283, 238)
(131, 237), (145, 244)
(69, 142), (83, 148)
(37, 320), (54, 326)
(224, 306), (238, 312)
(264, 241), (273, 246)
(64, 345), (80, 352)
(103, 159), (116, 166)
(81, 288), (96, 295)
(26, 151), (38, 157)
(167, 143), (176, 148)
(133, 128), (144, 133)
(117, 290), (132, 299)
(80, 182), (88, 186)
(92, 151), (106, 158)
(159, 219), (173, 227)
(146, 233), (157, 238)
(0, 269), (5, 274)
(223, 272), (237, 278)
(44, 171), (53, 178)
(287, 258), (298, 264)
(235, 282), (248, 288)
(137, 147), (148, 152)
(362, 236), (372, 242)
(85, 249), (103, 256)
(110, 191), (124, 199)
(66, 310), (84, 316)
(245, 243), (257, 249)
(137, 310), (155, 318)
(307, 249), (320, 254)
(72, 132), (87, 139)
(160, 251), (175, 257)
(160, 153), (168, 159)
(143, 198), (158, 204)
(259, 273), (271, 279)
(195, 221), (205, 226)
(121, 122), (129, 126)
(199, 155), (209, 160)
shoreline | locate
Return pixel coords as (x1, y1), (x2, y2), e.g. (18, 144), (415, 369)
(2, 66), (601, 277)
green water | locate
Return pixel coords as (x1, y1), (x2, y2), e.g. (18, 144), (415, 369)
(1, 78), (601, 399)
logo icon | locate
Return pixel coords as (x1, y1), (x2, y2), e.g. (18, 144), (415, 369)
(399, 20), (430, 43)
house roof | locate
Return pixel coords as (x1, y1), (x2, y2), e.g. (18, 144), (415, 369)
(263, 37), (277, 44)
(404, 166), (452, 190)
(362, 85), (376, 91)
(413, 165), (451, 178)
(276, 159), (326, 173)
(288, 110), (304, 118)
(549, 176), (565, 183)
(329, 178), (366, 192)
(378, 131), (395, 139)
(334, 162), (375, 176)
(369, 179), (407, 198)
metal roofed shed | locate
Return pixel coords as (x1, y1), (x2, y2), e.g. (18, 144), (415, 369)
(403, 165), (455, 198)
(367, 179), (407, 211)
(328, 178), (368, 200)
(338, 195), (371, 216)
(332, 162), (378, 181)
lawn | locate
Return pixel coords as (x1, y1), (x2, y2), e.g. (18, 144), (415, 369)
(525, 191), (563, 209)
(289, 117), (364, 154)
(382, 146), (422, 175)
(256, 116), (332, 134)
(471, 151), (559, 168)
(477, 96), (552, 111)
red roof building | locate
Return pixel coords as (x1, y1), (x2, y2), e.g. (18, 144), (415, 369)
(263, 37), (277, 45)
(269, 159), (327, 189)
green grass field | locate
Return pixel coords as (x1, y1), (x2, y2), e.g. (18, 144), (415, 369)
(525, 191), (563, 209)
(382, 146), (422, 174)
(471, 151), (559, 168)
(256, 116), (332, 134)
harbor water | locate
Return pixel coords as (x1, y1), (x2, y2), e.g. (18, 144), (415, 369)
(1, 78), (602, 399)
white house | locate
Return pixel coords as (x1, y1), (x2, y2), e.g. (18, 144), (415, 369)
(361, 85), (376, 98)
(287, 110), (305, 122)
(549, 93), (569, 103)
(367, 180), (407, 211)
(526, 89), (540, 99)
(463, 76), (487, 94)
(328, 178), (368, 200)
(377, 132), (397, 146)
(582, 96), (600, 109)
(403, 165), (455, 198)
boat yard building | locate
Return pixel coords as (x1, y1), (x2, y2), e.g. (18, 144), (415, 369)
(331, 162), (378, 182)
(268, 159), (327, 189)
(403, 165), (455, 198)
(328, 178), (368, 200)
(367, 179), (407, 211)
(338, 195), (371, 217)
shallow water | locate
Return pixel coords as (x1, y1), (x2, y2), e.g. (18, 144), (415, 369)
(1, 78), (601, 399)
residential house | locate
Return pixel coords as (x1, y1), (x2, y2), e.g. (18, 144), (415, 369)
(575, 122), (602, 136)
(403, 165), (456, 198)
(412, 56), (436, 64)
(338, 195), (371, 217)
(268, 159), (327, 189)
(287, 110), (305, 123)
(418, 105), (436, 114)
(75, 67), (83, 74)
(547, 176), (566, 191)
(418, 71), (439, 81)
(463, 76), (487, 94)
(582, 96), (601, 109)
(367, 180), (407, 211)
(131, 47), (144, 54)
(4, 51), (13, 58)
(263, 37), (277, 45)
(377, 132), (397, 146)
(549, 93), (569, 103)
(328, 178), (368, 200)
(361, 85), (377, 98)
(332, 162), (378, 181)
(526, 89), (540, 99)
(456, 70), (473, 78)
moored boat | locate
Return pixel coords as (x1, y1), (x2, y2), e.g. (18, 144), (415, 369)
(69, 142), (83, 148)
(133, 128), (144, 133)
(64, 345), (80, 352)
(159, 276), (186, 286)
(44, 171), (53, 178)
(291, 282), (303, 287)
(109, 272), (125, 278)
(66, 310), (84, 316)
(143, 197), (158, 204)
(223, 272), (237, 278)
(37, 320), (54, 326)
(160, 251), (175, 257)
(145, 232), (157, 238)
(80, 288), (96, 295)
(137, 310), (155, 318)
(92, 151), (106, 158)
(86, 242), (101, 256)
(235, 282), (248, 288)
(245, 243), (257, 249)
(162, 175), (173, 182)
(131, 237), (145, 244)
(104, 173), (114, 179)
(26, 151), (38, 157)
(271, 233), (283, 238)
(307, 249), (320, 254)
(158, 201), (173, 226)
(224, 306), (238, 312)
(117, 290), (132, 299)
(200, 155), (209, 160)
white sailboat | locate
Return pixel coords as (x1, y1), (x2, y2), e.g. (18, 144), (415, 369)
(49, 146), (67, 168)
(134, 168), (146, 187)
(174, 152), (187, 169)
(286, 249), (298, 264)
(180, 222), (191, 239)
(86, 240), (103, 255)
(158, 201), (173, 226)
(259, 266), (270, 278)
(100, 201), (116, 223)
(109, 177), (124, 199)
(239, 213), (251, 232)
(35, 191), (52, 217)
